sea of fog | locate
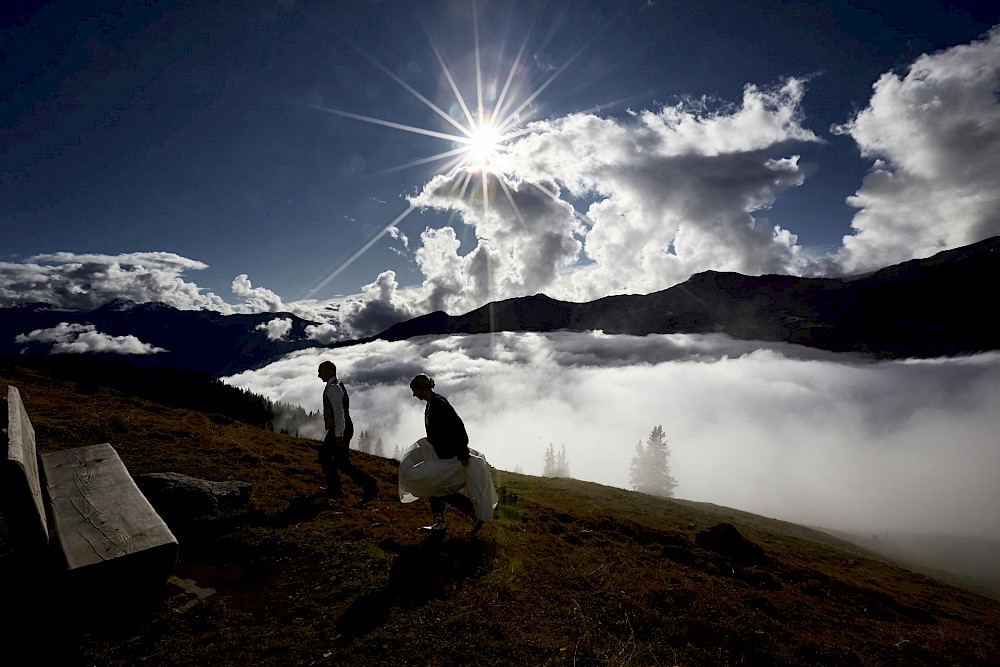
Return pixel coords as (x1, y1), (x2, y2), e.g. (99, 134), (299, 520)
(223, 331), (1000, 541)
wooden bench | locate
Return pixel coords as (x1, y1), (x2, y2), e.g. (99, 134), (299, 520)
(1, 385), (179, 634)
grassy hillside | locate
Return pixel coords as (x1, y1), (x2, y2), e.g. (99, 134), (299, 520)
(3, 365), (1000, 666)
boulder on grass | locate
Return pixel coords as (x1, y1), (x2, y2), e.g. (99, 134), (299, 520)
(135, 472), (252, 528)
(695, 522), (768, 565)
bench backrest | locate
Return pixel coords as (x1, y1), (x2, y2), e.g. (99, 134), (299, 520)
(2, 385), (51, 552)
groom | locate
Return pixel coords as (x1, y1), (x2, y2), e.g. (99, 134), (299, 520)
(317, 361), (378, 506)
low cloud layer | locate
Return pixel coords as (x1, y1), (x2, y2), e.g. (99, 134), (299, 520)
(15, 322), (166, 355)
(223, 333), (1000, 541)
(256, 317), (293, 341)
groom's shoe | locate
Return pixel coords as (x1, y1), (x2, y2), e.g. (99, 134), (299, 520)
(421, 512), (447, 532)
(356, 487), (378, 508)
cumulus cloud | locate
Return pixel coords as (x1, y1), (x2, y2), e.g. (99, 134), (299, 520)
(232, 274), (286, 313)
(0, 252), (356, 334)
(409, 174), (583, 310)
(328, 32), (1000, 323)
(354, 34), (1000, 320)
(229, 274), (344, 325)
(15, 322), (166, 355)
(256, 317), (293, 341)
(373, 78), (823, 320)
(223, 332), (1000, 541)
(834, 26), (1000, 273)
(0, 252), (234, 311)
(305, 322), (341, 344)
(336, 270), (421, 336)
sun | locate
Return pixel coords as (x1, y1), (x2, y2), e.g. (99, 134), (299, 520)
(302, 4), (590, 297)
(461, 119), (505, 171)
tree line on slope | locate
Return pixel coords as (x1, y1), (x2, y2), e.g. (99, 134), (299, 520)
(3, 353), (295, 430)
(543, 425), (678, 498)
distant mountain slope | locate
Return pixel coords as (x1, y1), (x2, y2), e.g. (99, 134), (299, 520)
(368, 236), (1000, 358)
(2, 236), (997, 376)
(0, 298), (320, 376)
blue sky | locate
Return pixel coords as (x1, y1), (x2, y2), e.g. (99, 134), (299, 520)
(3, 0), (1000, 339)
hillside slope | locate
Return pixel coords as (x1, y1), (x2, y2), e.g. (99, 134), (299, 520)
(2, 367), (999, 666)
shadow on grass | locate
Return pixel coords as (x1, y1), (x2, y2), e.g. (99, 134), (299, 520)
(335, 531), (496, 641)
(267, 492), (329, 526)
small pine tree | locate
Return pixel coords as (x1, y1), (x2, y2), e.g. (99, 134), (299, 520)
(629, 425), (677, 497)
(556, 444), (570, 478)
(543, 444), (558, 477)
(543, 444), (571, 477)
(374, 436), (385, 458)
(357, 430), (373, 453)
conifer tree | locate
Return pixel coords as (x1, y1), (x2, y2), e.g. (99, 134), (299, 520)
(357, 429), (373, 453)
(543, 443), (558, 477)
(543, 444), (571, 477)
(556, 444), (570, 477)
(629, 425), (677, 497)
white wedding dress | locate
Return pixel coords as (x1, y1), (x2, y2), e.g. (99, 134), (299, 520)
(397, 439), (498, 521)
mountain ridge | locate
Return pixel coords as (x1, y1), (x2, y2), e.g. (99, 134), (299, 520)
(366, 235), (1000, 358)
(2, 236), (997, 375)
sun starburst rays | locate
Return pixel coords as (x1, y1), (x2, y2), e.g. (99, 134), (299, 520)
(303, 6), (586, 301)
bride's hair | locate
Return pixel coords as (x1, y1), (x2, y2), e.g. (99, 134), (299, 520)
(410, 373), (435, 389)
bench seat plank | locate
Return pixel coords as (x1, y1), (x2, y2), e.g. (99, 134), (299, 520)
(3, 385), (49, 550)
(4, 385), (179, 629)
(41, 443), (178, 572)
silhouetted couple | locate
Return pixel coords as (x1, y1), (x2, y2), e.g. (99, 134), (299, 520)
(315, 362), (496, 534)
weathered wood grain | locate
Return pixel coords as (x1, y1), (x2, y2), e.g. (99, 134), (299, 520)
(41, 443), (177, 570)
(3, 385), (50, 551)
(3, 384), (179, 629)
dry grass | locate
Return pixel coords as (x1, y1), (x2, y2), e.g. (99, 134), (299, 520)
(3, 365), (1000, 666)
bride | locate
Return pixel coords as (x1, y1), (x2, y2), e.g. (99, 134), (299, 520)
(397, 374), (498, 535)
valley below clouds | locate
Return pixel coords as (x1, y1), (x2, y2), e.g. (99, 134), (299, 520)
(223, 332), (1000, 543)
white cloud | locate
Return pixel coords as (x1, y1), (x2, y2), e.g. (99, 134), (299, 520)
(409, 174), (582, 307)
(256, 317), (293, 341)
(337, 270), (420, 336)
(15, 322), (166, 355)
(0, 252), (363, 340)
(223, 332), (1000, 541)
(232, 274), (286, 313)
(386, 225), (409, 249)
(387, 77), (822, 318)
(834, 25), (1000, 273)
(347, 33), (1000, 320)
(305, 322), (341, 344)
(0, 252), (233, 312)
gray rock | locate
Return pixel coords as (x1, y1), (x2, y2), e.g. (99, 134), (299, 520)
(695, 522), (768, 565)
(135, 472), (252, 525)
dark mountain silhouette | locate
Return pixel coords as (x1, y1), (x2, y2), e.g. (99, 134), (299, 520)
(0, 298), (320, 376)
(367, 235), (1000, 358)
(2, 236), (997, 376)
